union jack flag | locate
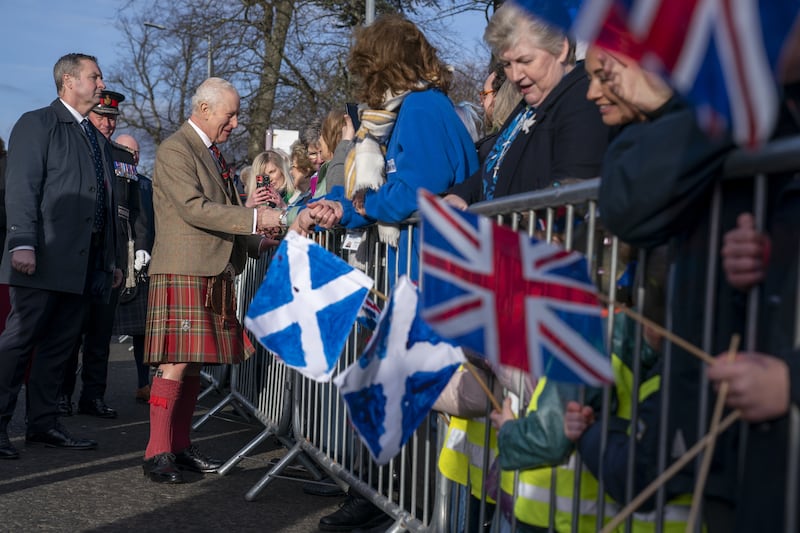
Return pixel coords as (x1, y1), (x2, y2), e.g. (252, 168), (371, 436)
(516, 0), (799, 146)
(417, 190), (612, 386)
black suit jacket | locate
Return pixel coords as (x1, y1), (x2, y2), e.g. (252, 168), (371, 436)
(0, 99), (119, 295)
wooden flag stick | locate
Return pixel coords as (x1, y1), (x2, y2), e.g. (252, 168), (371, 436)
(596, 293), (716, 366)
(600, 409), (741, 533)
(463, 361), (504, 413)
(686, 334), (740, 530)
(370, 286), (388, 302)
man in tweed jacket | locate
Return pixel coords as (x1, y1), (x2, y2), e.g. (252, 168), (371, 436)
(142, 77), (279, 483)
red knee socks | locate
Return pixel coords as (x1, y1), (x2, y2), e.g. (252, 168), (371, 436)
(145, 377), (181, 459)
(172, 375), (201, 453)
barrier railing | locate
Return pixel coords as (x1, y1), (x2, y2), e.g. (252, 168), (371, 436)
(227, 134), (800, 532)
(194, 250), (323, 480)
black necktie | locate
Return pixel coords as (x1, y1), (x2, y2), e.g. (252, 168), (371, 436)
(81, 119), (106, 232)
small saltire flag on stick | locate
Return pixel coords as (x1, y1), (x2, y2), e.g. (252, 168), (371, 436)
(417, 189), (612, 386)
(334, 276), (464, 465)
(245, 231), (373, 382)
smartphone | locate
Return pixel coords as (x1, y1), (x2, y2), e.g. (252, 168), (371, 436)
(256, 175), (276, 207)
(345, 102), (361, 132)
(256, 174), (270, 189)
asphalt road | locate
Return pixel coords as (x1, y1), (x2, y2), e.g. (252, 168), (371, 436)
(0, 340), (344, 532)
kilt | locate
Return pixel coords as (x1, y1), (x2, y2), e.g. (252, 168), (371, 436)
(144, 273), (254, 365)
(112, 277), (149, 336)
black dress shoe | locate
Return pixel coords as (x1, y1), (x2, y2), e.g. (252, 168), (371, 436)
(174, 445), (223, 473)
(57, 395), (73, 417)
(25, 424), (97, 450)
(0, 430), (19, 459)
(78, 398), (118, 419)
(319, 493), (390, 532)
(143, 453), (184, 484)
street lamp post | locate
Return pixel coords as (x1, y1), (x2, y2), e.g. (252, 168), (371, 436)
(144, 21), (212, 78)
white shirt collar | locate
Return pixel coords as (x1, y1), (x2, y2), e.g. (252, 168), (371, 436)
(188, 118), (213, 148)
(60, 98), (87, 124)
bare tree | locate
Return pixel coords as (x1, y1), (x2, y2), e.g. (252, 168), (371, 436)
(109, 0), (495, 169)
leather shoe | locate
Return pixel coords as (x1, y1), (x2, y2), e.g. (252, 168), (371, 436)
(78, 398), (118, 419)
(143, 452), (184, 484)
(174, 445), (223, 473)
(0, 430), (19, 459)
(319, 492), (390, 531)
(57, 395), (73, 417)
(26, 424), (97, 450)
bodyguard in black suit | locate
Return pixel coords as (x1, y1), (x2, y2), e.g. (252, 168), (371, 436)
(60, 90), (139, 419)
(0, 53), (123, 459)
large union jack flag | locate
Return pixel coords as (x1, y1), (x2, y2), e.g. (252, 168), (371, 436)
(516, 0), (799, 146)
(418, 190), (612, 386)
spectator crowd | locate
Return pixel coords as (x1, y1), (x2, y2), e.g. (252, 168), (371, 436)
(0, 3), (799, 532)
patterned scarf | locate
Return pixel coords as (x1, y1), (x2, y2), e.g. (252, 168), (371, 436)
(482, 105), (537, 200)
(344, 91), (409, 246)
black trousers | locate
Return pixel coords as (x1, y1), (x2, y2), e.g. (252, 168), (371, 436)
(61, 288), (119, 403)
(0, 286), (87, 432)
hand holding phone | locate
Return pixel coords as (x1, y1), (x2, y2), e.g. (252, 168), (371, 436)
(345, 102), (361, 132)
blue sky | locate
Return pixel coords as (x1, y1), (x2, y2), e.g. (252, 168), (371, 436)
(0, 1), (487, 142)
(0, 0), (126, 141)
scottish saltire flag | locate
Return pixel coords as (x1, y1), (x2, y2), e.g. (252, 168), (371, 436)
(245, 231), (373, 382)
(515, 0), (800, 146)
(334, 276), (464, 464)
(356, 295), (382, 331)
(417, 189), (612, 386)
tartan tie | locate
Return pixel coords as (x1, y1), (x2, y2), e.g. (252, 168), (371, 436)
(81, 119), (106, 232)
(209, 144), (231, 181)
(209, 143), (237, 201)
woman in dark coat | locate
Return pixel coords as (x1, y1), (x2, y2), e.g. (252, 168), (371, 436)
(445, 1), (608, 207)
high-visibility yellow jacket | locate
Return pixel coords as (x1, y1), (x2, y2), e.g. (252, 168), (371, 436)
(439, 415), (498, 503)
(502, 354), (694, 532)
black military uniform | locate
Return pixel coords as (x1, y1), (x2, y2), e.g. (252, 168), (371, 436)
(59, 90), (141, 419)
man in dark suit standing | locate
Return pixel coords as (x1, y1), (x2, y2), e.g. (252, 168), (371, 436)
(59, 90), (138, 419)
(0, 53), (123, 459)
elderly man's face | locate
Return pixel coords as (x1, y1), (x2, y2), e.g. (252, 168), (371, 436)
(198, 89), (240, 144)
(89, 112), (117, 140)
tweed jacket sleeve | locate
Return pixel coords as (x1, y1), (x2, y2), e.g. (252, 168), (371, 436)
(149, 122), (256, 276)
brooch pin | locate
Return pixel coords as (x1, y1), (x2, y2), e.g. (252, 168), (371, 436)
(522, 113), (537, 134)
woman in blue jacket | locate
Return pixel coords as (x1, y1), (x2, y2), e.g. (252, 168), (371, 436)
(293, 14), (478, 282)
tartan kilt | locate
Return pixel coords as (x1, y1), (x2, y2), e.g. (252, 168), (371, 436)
(144, 273), (254, 365)
(112, 277), (150, 336)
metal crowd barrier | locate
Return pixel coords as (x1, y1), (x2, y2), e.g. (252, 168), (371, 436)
(194, 249), (321, 479)
(226, 134), (800, 532)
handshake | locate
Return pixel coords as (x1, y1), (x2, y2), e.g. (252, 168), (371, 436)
(286, 200), (343, 237)
(255, 201), (343, 238)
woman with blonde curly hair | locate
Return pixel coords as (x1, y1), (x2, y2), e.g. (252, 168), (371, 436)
(296, 14), (478, 283)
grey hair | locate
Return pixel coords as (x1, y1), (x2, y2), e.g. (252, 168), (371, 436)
(453, 101), (483, 143)
(484, 3), (575, 65)
(191, 77), (239, 113)
(491, 79), (522, 132)
(54, 53), (99, 93)
(301, 118), (323, 148)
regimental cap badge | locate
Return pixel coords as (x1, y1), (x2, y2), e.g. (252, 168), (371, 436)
(92, 90), (125, 116)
